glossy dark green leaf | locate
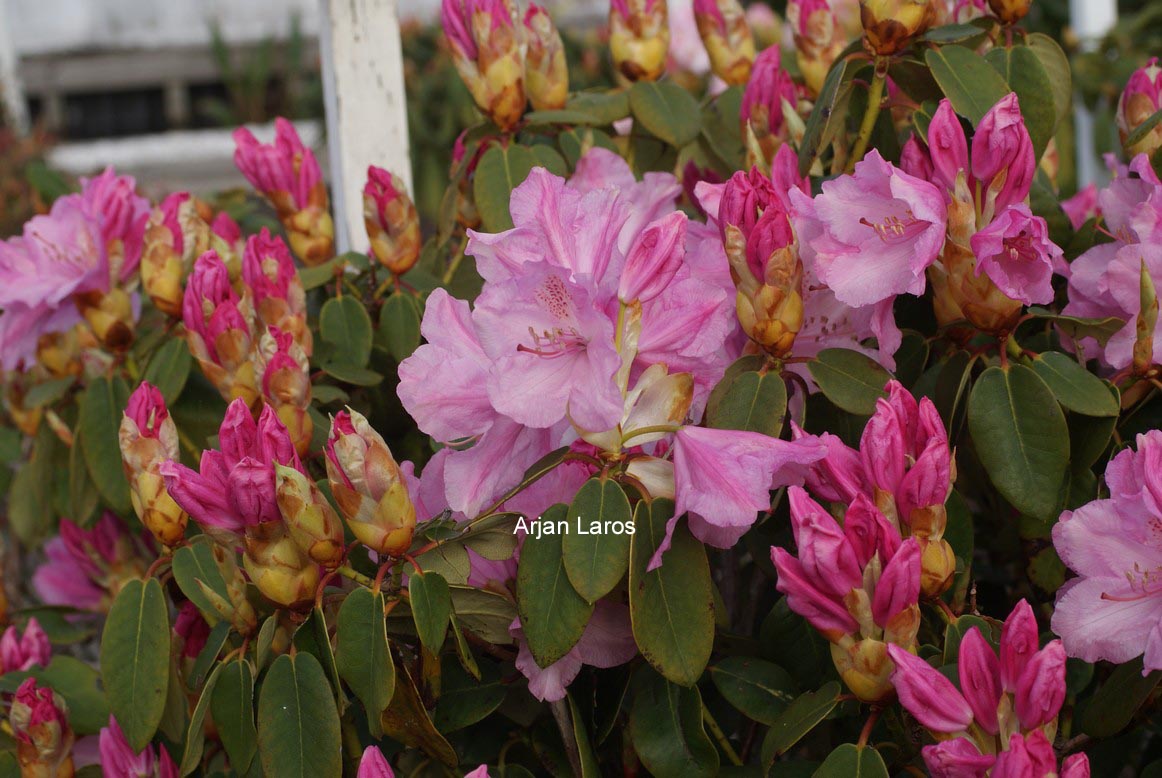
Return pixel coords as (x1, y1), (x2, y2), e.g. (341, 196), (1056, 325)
(761, 682), (842, 761)
(563, 477), (633, 602)
(709, 657), (796, 725)
(798, 58), (853, 176)
(1068, 386), (1119, 469)
(211, 659), (258, 774)
(410, 570), (452, 652)
(629, 499), (714, 686)
(627, 667), (718, 778)
(1079, 657), (1162, 738)
(812, 744), (890, 777)
(377, 291), (423, 363)
(256, 654), (341, 778)
(986, 44), (1057, 156)
(79, 375), (132, 514)
(568, 691), (601, 777)
(433, 656), (504, 732)
(448, 585), (518, 645)
(807, 348), (892, 415)
(179, 662), (223, 776)
(291, 607), (341, 700)
(171, 539), (231, 626)
(1025, 33), (1071, 124)
(142, 337), (193, 405)
(628, 81), (702, 147)
(925, 45), (1012, 125)
(100, 578), (171, 751)
(967, 365), (1069, 521)
(473, 144), (541, 232)
(1032, 352), (1119, 417)
(336, 587), (395, 733)
(516, 504), (593, 666)
(319, 296), (373, 367)
(707, 369), (788, 437)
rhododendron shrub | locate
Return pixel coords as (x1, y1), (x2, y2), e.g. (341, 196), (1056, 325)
(6, 0), (1162, 774)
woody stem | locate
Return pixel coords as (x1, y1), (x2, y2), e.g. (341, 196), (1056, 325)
(336, 564), (375, 588)
(702, 703), (744, 766)
(847, 59), (887, 173)
(857, 705), (882, 748)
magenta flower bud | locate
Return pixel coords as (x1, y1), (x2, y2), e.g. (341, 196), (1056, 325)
(972, 93), (1036, 213)
(159, 192), (190, 255)
(957, 627), (1001, 735)
(79, 167), (150, 277)
(233, 118), (323, 214)
(160, 457), (236, 533)
(442, 0), (527, 129)
(1061, 753), (1092, 778)
(1014, 640), (1066, 730)
(788, 486), (863, 596)
(243, 229), (308, 342)
(10, 678), (74, 773)
(718, 167), (779, 241)
(921, 739), (995, 778)
(969, 203), (1060, 307)
(872, 537), (920, 626)
(1119, 58), (1162, 157)
(860, 397), (908, 496)
(212, 211), (242, 245)
(843, 493), (900, 566)
(927, 99), (969, 194)
(257, 403), (300, 470)
(1000, 599), (1039, 692)
(740, 47), (799, 145)
(219, 398), (259, 462)
(991, 731), (1057, 778)
(358, 746), (395, 778)
(770, 144), (811, 206)
(619, 211), (688, 303)
(745, 206), (795, 280)
(792, 423), (866, 504)
(183, 250), (258, 405)
(100, 715), (177, 778)
(900, 135), (934, 182)
(174, 601), (211, 659)
(229, 456), (282, 526)
(887, 644), (974, 733)
(0, 619), (50, 673)
(771, 547), (860, 636)
(896, 435), (951, 520)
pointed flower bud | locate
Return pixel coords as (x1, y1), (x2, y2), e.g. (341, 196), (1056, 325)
(233, 118), (333, 265)
(921, 738), (995, 777)
(972, 93), (1036, 215)
(442, 0), (526, 130)
(693, 0), (755, 86)
(99, 715), (177, 778)
(254, 326), (313, 456)
(987, 0), (1032, 25)
(927, 99), (969, 195)
(242, 229), (310, 352)
(887, 645), (974, 733)
(120, 382), (188, 549)
(957, 627), (1001, 735)
(859, 0), (934, 56)
(740, 47), (799, 162)
(524, 5), (568, 109)
(610, 0), (671, 82)
(141, 193), (204, 317)
(787, 0), (845, 96)
(1119, 59), (1162, 159)
(1000, 599), (1039, 693)
(10, 679), (74, 777)
(788, 487), (863, 596)
(1135, 254), (1159, 376)
(275, 463), (346, 569)
(358, 746), (395, 778)
(1014, 640), (1066, 730)
(991, 731), (1058, 778)
(182, 250), (258, 407)
(363, 167), (422, 276)
(325, 409), (417, 556)
(0, 619), (50, 674)
(619, 211), (687, 303)
(243, 527), (321, 608)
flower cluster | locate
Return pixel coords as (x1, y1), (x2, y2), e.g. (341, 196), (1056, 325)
(889, 600), (1086, 777)
(32, 512), (150, 614)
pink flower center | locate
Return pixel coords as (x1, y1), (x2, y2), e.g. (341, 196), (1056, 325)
(1101, 562), (1162, 602)
(1003, 231), (1038, 263)
(860, 210), (928, 244)
(518, 326), (588, 358)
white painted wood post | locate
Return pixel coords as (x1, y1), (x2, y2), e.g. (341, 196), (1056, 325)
(1070, 0), (1117, 186)
(319, 0), (413, 255)
(0, 0), (30, 135)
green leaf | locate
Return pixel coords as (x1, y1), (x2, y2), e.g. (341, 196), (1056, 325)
(761, 682), (842, 762)
(812, 744), (890, 777)
(23, 376), (75, 408)
(942, 615), (993, 665)
(410, 571), (452, 652)
(798, 58), (854, 176)
(1025, 33), (1072, 125)
(256, 653), (341, 778)
(317, 360), (383, 386)
(319, 296), (373, 368)
(189, 621), (231, 689)
(1031, 352), (1119, 417)
(179, 662), (223, 776)
(1127, 108), (1162, 151)
(986, 44), (1057, 156)
(967, 365), (1069, 521)
(563, 477), (633, 602)
(628, 81), (702, 147)
(433, 656), (505, 732)
(568, 692), (602, 778)
(807, 348), (892, 415)
(558, 127), (619, 167)
(629, 499), (714, 687)
(1026, 308), (1124, 346)
(706, 369), (788, 437)
(920, 21), (990, 44)
(1068, 385), (1120, 468)
(1078, 657), (1162, 738)
(0, 656), (109, 735)
(379, 662), (458, 766)
(524, 108), (613, 126)
(171, 539), (232, 626)
(925, 45), (1012, 125)
(291, 607), (341, 700)
(566, 90), (632, 124)
(336, 588), (395, 734)
(100, 578), (171, 751)
(142, 337), (193, 405)
(7, 425), (54, 544)
(709, 657), (797, 725)
(448, 585), (518, 645)
(298, 254), (352, 290)
(530, 145), (568, 176)
(211, 659), (258, 774)
(378, 292), (423, 363)
(79, 375), (132, 514)
(516, 504), (594, 666)
(68, 424), (100, 527)
(473, 144), (541, 232)
(627, 667), (718, 778)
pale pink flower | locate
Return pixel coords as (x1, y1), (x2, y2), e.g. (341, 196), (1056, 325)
(972, 93), (1036, 214)
(1061, 184), (1099, 230)
(969, 203), (1059, 307)
(790, 150), (947, 307)
(79, 167), (150, 276)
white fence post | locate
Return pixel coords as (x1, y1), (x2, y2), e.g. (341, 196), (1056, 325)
(319, 0), (413, 255)
(1070, 0), (1117, 187)
(0, 0), (30, 134)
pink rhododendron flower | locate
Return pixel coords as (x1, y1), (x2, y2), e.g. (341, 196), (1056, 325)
(1052, 430), (1162, 670)
(173, 602), (210, 659)
(357, 745), (394, 778)
(160, 399), (302, 537)
(32, 513), (147, 613)
(232, 118), (322, 212)
(99, 715), (178, 778)
(740, 46), (798, 140)
(972, 93), (1037, 215)
(0, 619), (50, 673)
(79, 167), (150, 276)
(1061, 183), (1098, 230)
(790, 150), (947, 307)
(969, 203), (1060, 306)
